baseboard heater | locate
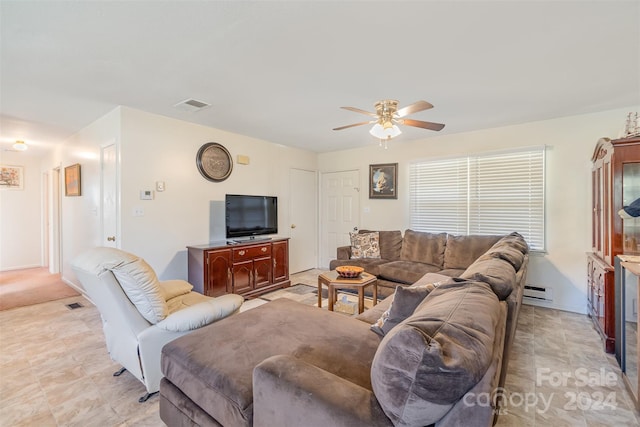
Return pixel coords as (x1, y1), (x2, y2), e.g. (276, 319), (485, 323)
(523, 285), (553, 301)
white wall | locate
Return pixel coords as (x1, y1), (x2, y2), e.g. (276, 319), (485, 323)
(118, 107), (317, 279)
(318, 106), (640, 314)
(58, 107), (317, 286)
(0, 152), (43, 269)
(45, 108), (122, 284)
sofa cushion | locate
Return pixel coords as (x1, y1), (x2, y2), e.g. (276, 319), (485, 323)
(160, 279), (194, 301)
(482, 245), (525, 271)
(460, 257), (517, 300)
(370, 285), (434, 337)
(350, 231), (381, 259)
(443, 234), (503, 270)
(370, 280), (500, 427)
(496, 232), (529, 254)
(437, 268), (465, 277)
(360, 230), (403, 261)
(400, 230), (446, 268)
(378, 261), (442, 284)
(111, 257), (168, 324)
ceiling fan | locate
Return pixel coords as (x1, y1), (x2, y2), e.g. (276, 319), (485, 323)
(333, 100), (445, 142)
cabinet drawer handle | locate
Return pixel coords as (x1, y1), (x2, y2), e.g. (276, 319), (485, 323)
(239, 250), (246, 256)
(261, 247), (267, 252)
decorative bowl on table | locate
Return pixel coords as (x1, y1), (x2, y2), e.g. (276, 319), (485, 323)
(335, 266), (364, 279)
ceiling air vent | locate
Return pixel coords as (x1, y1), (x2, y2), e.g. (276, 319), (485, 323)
(173, 99), (211, 112)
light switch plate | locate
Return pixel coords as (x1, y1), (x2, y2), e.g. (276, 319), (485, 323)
(156, 181), (165, 192)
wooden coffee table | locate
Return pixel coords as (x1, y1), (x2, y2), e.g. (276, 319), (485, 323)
(317, 271), (378, 314)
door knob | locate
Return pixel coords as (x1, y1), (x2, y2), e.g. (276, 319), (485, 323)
(291, 224), (296, 229)
(107, 236), (116, 242)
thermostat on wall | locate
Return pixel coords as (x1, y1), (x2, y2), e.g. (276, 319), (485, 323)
(140, 190), (154, 200)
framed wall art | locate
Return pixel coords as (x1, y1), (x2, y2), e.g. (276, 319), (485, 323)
(65, 163), (81, 196)
(0, 165), (24, 190)
(369, 163), (397, 199)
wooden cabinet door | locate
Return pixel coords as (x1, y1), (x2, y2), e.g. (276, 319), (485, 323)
(232, 260), (254, 295)
(253, 256), (272, 289)
(587, 257), (595, 313)
(596, 271), (605, 329)
(206, 249), (232, 297)
(272, 240), (289, 283)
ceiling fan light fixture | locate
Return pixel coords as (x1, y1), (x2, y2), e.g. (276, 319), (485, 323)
(369, 123), (401, 139)
(13, 140), (28, 151)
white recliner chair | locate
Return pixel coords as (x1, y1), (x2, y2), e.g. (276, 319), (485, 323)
(71, 247), (244, 402)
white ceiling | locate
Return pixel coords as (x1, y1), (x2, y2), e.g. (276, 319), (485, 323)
(1, 1), (639, 156)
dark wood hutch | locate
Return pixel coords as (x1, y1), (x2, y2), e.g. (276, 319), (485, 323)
(187, 238), (290, 298)
(588, 136), (640, 353)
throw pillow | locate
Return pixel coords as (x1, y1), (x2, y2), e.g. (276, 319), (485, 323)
(370, 284), (434, 337)
(350, 231), (381, 259)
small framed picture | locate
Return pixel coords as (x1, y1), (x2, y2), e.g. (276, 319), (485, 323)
(0, 165), (24, 190)
(369, 163), (397, 199)
(65, 163), (81, 196)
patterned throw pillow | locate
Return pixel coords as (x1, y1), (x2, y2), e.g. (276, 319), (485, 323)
(350, 232), (381, 259)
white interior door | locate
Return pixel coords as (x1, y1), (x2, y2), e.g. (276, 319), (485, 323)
(320, 170), (360, 269)
(289, 168), (318, 273)
(102, 144), (118, 247)
(49, 167), (61, 274)
(41, 171), (49, 267)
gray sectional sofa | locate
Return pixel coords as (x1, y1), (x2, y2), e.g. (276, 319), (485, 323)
(159, 232), (529, 427)
(330, 229), (508, 298)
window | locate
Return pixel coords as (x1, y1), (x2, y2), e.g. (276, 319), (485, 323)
(409, 147), (545, 251)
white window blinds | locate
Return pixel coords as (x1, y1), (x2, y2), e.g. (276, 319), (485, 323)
(409, 147), (545, 251)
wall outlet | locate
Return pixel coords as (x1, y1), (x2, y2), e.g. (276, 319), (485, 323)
(133, 207), (144, 217)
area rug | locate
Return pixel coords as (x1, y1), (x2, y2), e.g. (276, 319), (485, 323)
(0, 267), (80, 311)
(260, 283), (375, 315)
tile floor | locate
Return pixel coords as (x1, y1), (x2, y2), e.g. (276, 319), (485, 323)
(0, 269), (638, 426)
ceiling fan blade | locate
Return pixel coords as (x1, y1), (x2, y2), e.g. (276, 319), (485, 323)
(333, 120), (376, 131)
(340, 106), (378, 117)
(396, 101), (434, 118)
(400, 118), (445, 131)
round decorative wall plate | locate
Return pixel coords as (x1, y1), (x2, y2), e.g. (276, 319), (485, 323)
(196, 142), (233, 182)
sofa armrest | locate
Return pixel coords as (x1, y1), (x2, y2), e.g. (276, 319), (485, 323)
(155, 294), (243, 332)
(336, 245), (352, 260)
(253, 354), (391, 427)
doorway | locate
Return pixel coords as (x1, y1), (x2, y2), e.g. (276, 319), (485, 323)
(319, 170), (360, 269)
(102, 143), (118, 247)
(289, 168), (318, 273)
(49, 167), (62, 274)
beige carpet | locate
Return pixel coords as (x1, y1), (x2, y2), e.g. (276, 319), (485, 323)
(0, 267), (80, 311)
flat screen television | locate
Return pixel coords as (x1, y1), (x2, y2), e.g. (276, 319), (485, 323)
(225, 194), (278, 239)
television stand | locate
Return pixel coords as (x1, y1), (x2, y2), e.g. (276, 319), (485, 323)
(187, 238), (290, 298)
